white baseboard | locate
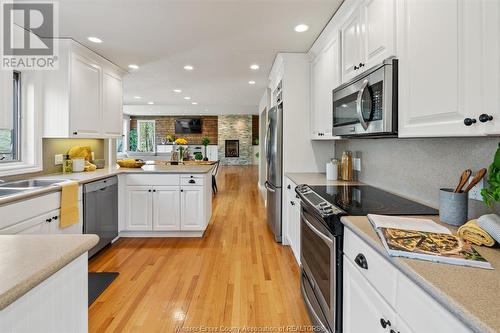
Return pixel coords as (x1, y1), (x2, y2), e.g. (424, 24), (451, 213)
(119, 230), (205, 238)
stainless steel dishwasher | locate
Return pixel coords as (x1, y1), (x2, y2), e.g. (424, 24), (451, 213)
(83, 176), (118, 258)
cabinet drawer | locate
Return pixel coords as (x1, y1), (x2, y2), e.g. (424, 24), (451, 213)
(180, 176), (204, 186)
(396, 273), (471, 333)
(127, 174), (180, 186)
(344, 228), (398, 307)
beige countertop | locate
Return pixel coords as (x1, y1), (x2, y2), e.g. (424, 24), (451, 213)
(0, 234), (99, 310)
(286, 172), (361, 186)
(341, 216), (500, 333)
(0, 164), (214, 206)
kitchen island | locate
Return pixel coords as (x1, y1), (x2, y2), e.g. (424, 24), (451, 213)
(0, 234), (98, 332)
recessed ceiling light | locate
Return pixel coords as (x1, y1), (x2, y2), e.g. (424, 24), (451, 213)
(128, 64), (139, 70)
(87, 36), (102, 43)
(147, 101), (154, 105)
(192, 102), (198, 105)
(294, 24), (309, 32)
(133, 96), (141, 99)
(248, 80), (256, 85)
(341, 104), (348, 108)
(184, 96), (191, 100)
(250, 64), (260, 70)
(173, 89), (182, 93)
(183, 65), (194, 71)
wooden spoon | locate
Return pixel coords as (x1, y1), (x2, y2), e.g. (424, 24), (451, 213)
(454, 169), (472, 193)
(463, 168), (487, 193)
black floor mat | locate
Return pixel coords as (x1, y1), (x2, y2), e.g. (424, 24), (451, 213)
(88, 272), (119, 306)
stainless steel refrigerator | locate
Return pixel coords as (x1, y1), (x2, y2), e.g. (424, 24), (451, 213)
(265, 103), (283, 242)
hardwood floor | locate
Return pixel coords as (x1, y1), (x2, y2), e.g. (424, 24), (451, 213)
(89, 166), (311, 332)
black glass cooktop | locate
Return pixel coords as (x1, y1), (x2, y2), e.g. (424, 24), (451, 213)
(310, 185), (438, 216)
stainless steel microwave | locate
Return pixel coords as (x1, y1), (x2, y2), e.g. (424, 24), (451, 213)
(333, 58), (398, 137)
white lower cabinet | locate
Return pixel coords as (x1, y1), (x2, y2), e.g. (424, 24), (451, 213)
(180, 186), (204, 231)
(284, 177), (300, 264)
(0, 191), (83, 235)
(343, 257), (396, 333)
(123, 173), (212, 235)
(343, 228), (471, 333)
(125, 186), (153, 231)
(153, 186), (180, 231)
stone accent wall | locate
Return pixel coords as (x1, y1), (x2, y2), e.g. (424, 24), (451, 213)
(218, 115), (253, 165)
(130, 116), (218, 145)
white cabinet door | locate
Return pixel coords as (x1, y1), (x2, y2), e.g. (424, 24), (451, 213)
(343, 257), (396, 333)
(397, 0), (499, 137)
(180, 186), (204, 231)
(70, 53), (102, 137)
(311, 34), (341, 140)
(0, 210), (53, 234)
(396, 273), (471, 333)
(102, 70), (123, 138)
(152, 186), (180, 231)
(125, 186), (152, 231)
(341, 10), (363, 83)
(362, 0), (396, 69)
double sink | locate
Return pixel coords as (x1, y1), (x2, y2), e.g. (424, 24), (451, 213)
(0, 179), (71, 198)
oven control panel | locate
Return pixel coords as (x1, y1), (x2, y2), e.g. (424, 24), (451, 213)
(296, 185), (344, 217)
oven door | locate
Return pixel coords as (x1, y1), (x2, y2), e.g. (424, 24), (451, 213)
(333, 59), (396, 136)
(300, 206), (336, 332)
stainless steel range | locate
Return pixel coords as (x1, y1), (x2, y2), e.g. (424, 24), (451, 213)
(295, 184), (437, 333)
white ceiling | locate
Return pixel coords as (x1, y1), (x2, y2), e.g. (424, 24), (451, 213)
(55, 0), (343, 115)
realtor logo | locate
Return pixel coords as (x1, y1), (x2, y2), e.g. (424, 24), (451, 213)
(0, 1), (59, 70)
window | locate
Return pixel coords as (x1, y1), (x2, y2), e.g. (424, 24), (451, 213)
(0, 72), (20, 162)
(136, 120), (155, 153)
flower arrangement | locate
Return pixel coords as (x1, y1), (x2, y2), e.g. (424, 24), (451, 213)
(175, 138), (188, 145)
(175, 138), (188, 161)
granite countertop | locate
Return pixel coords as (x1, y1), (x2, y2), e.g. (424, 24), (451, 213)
(0, 234), (99, 310)
(341, 215), (500, 333)
(286, 172), (362, 186)
(0, 164), (215, 206)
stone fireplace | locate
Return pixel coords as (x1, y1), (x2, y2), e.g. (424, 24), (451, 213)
(225, 140), (239, 157)
(218, 115), (252, 165)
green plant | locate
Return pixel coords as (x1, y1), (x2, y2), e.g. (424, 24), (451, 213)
(201, 137), (210, 146)
(481, 143), (500, 206)
(194, 152), (203, 160)
(129, 129), (137, 151)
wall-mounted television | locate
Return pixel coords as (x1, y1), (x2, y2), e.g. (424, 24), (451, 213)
(175, 118), (203, 134)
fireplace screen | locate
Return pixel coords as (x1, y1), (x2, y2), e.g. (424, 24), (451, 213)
(225, 140), (239, 157)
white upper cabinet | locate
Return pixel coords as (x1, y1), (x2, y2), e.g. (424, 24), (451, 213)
(341, 0), (396, 83)
(102, 70), (123, 137)
(310, 33), (341, 140)
(43, 39), (125, 139)
(397, 0), (500, 137)
(69, 53), (102, 137)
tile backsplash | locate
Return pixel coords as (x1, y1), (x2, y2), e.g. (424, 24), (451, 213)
(335, 137), (500, 217)
(42, 138), (105, 174)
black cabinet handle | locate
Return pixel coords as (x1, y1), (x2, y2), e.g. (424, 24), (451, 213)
(153, 189), (156, 192)
(479, 114), (493, 123)
(390, 330), (399, 333)
(46, 218), (52, 223)
(354, 65), (359, 70)
(359, 62), (365, 67)
(354, 253), (368, 269)
(296, 194), (300, 199)
(72, 131), (78, 135)
(53, 216), (58, 220)
(464, 118), (477, 126)
(148, 189), (152, 192)
(290, 201), (295, 206)
(190, 175), (194, 178)
(287, 184), (291, 189)
(189, 179), (196, 184)
(180, 189), (184, 192)
(380, 318), (391, 328)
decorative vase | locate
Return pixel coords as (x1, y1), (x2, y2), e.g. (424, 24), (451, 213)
(178, 147), (184, 162)
(203, 145), (208, 161)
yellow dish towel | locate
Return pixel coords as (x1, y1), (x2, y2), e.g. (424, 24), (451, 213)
(457, 220), (495, 247)
(60, 181), (79, 229)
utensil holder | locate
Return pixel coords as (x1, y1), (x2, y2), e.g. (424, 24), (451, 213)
(439, 188), (468, 226)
